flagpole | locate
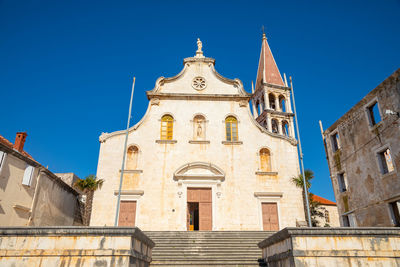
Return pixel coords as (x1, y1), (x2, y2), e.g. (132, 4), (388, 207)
(290, 76), (312, 227)
(115, 77), (136, 226)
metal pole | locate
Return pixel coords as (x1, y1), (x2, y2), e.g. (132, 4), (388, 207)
(115, 77), (136, 226)
(290, 76), (312, 227)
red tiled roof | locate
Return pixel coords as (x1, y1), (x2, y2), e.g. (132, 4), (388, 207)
(255, 34), (285, 89)
(0, 134), (34, 160)
(312, 194), (336, 206)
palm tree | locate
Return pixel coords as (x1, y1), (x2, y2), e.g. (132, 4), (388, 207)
(74, 175), (104, 226)
(291, 169), (323, 226)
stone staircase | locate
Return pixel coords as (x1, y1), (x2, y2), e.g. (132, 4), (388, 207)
(144, 231), (274, 266)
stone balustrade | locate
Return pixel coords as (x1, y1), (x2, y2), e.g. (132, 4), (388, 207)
(0, 227), (155, 267)
(258, 227), (400, 266)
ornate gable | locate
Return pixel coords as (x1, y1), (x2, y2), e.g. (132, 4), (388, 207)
(146, 39), (250, 99)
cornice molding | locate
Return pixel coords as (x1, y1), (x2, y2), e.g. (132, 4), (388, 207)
(146, 92), (251, 101)
(183, 56), (215, 65)
(262, 82), (291, 91)
(173, 162), (225, 182)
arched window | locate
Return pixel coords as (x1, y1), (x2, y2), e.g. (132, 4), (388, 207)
(279, 95), (286, 112)
(126, 146), (139, 169)
(260, 148), (271, 172)
(271, 119), (279, 134)
(193, 115), (206, 140)
(269, 94), (276, 110)
(161, 115), (173, 140)
(225, 116), (238, 141)
(282, 120), (289, 136)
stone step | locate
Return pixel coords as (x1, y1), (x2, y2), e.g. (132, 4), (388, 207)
(153, 246), (259, 251)
(145, 231), (271, 266)
(151, 259), (260, 265)
(151, 262), (259, 266)
(153, 243), (259, 246)
(151, 241), (263, 244)
(152, 253), (261, 257)
(147, 234), (271, 239)
(145, 231), (272, 236)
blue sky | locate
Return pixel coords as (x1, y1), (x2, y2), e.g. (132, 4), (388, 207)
(1, 0), (399, 201)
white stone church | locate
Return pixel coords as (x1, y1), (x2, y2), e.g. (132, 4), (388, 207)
(91, 35), (305, 231)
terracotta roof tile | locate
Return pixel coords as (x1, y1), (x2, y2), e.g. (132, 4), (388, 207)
(255, 34), (285, 88)
(312, 194), (336, 206)
(0, 134), (34, 160)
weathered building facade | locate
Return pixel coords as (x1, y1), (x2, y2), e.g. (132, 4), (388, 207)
(323, 68), (400, 227)
(91, 37), (306, 230)
(0, 132), (81, 226)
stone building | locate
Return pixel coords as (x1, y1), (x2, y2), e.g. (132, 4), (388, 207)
(91, 37), (306, 230)
(0, 132), (82, 226)
(311, 194), (340, 227)
(323, 68), (400, 227)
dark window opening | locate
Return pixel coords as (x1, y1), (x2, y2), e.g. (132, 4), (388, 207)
(342, 213), (355, 227)
(282, 121), (289, 137)
(279, 95), (286, 112)
(331, 133), (340, 152)
(390, 200), (400, 227)
(378, 148), (394, 174)
(367, 102), (381, 126)
(271, 119), (279, 134)
(338, 173), (347, 192)
(342, 215), (350, 227)
(269, 94), (276, 110)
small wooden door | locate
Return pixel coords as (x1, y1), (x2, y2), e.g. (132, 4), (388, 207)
(187, 188), (212, 231)
(118, 201), (136, 226)
(199, 202), (212, 230)
(262, 203), (279, 231)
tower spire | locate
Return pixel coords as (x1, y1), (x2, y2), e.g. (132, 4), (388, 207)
(255, 33), (284, 88)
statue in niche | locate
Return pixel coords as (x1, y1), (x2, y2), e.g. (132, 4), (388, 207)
(194, 116), (205, 140)
(196, 121), (203, 138)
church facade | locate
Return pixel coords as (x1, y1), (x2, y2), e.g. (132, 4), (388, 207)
(91, 36), (305, 230)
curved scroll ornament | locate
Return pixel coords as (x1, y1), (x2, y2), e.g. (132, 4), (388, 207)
(192, 76), (207, 91)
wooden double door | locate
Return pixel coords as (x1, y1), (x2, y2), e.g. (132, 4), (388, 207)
(187, 188), (212, 231)
(262, 203), (279, 231)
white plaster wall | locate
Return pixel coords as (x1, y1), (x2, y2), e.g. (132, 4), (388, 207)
(91, 55), (305, 230)
(0, 153), (38, 226)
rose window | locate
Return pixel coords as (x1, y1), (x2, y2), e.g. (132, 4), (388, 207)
(192, 77), (207, 90)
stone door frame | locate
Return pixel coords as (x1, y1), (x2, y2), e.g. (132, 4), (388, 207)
(254, 192), (283, 231)
(178, 180), (219, 231)
(114, 190), (143, 227)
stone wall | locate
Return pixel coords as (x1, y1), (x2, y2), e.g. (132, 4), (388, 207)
(0, 227), (155, 267)
(323, 69), (400, 226)
(30, 170), (79, 226)
(258, 227), (400, 266)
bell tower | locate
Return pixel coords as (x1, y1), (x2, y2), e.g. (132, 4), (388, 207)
(251, 33), (295, 138)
